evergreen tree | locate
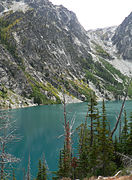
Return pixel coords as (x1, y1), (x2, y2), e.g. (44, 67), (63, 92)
(36, 159), (47, 180)
(77, 98), (99, 178)
(96, 110), (100, 134)
(71, 157), (77, 180)
(114, 136), (120, 152)
(127, 112), (132, 155)
(57, 150), (63, 179)
(36, 160), (42, 180)
(57, 141), (72, 178)
(97, 100), (116, 176)
(42, 159), (47, 180)
(77, 124), (89, 178)
(114, 135), (123, 168)
(57, 95), (73, 179)
(88, 97), (98, 147)
(120, 110), (129, 154)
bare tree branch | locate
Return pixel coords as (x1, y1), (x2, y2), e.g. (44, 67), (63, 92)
(0, 110), (20, 179)
(110, 80), (131, 137)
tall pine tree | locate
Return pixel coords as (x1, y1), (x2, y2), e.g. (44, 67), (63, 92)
(36, 159), (47, 180)
(97, 99), (116, 176)
(88, 97), (98, 147)
(120, 110), (129, 154)
(127, 112), (132, 155)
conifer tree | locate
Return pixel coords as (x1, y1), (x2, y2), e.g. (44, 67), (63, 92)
(96, 110), (100, 131)
(57, 150), (63, 178)
(77, 124), (89, 178)
(57, 95), (72, 179)
(77, 97), (103, 178)
(36, 159), (47, 180)
(42, 158), (47, 180)
(114, 135), (123, 168)
(88, 97), (98, 146)
(114, 136), (120, 152)
(97, 99), (116, 176)
(36, 160), (42, 180)
(120, 110), (129, 154)
(127, 112), (132, 155)
(71, 157), (77, 180)
(77, 97), (99, 178)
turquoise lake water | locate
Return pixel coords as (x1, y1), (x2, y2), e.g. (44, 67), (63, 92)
(7, 100), (132, 179)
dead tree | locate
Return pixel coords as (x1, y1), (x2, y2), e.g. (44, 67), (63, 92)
(0, 110), (20, 179)
(116, 152), (132, 167)
(110, 80), (131, 138)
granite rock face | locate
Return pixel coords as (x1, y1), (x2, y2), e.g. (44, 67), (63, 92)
(112, 12), (132, 60)
(0, 0), (132, 108)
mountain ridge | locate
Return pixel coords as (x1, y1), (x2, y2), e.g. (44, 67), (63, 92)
(0, 0), (132, 109)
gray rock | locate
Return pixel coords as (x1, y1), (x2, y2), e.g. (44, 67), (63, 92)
(0, 0), (131, 108)
(112, 12), (132, 60)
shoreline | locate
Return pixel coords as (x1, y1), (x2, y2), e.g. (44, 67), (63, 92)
(1, 98), (131, 111)
(1, 93), (131, 111)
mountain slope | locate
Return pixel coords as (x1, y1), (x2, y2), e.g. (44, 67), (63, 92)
(0, 0), (131, 108)
(112, 12), (132, 60)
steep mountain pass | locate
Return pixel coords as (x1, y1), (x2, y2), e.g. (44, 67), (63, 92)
(0, 0), (132, 108)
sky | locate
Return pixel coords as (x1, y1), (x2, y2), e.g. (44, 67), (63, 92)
(50, 0), (132, 30)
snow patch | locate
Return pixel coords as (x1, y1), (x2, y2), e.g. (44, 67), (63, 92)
(10, 1), (29, 13)
(1, 1), (29, 15)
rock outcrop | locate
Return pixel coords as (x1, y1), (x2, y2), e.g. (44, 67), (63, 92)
(0, 0), (132, 108)
(112, 12), (132, 60)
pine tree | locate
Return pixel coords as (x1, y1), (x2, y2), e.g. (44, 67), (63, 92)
(57, 95), (73, 179)
(57, 150), (63, 179)
(88, 97), (98, 147)
(127, 112), (132, 155)
(114, 136), (120, 152)
(36, 159), (47, 180)
(113, 136), (123, 168)
(71, 157), (77, 180)
(96, 110), (100, 133)
(97, 100), (116, 176)
(77, 124), (89, 178)
(42, 159), (47, 180)
(36, 160), (42, 180)
(120, 110), (129, 154)
(77, 98), (100, 178)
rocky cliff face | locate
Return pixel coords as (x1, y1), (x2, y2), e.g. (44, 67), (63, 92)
(112, 12), (132, 60)
(0, 0), (132, 108)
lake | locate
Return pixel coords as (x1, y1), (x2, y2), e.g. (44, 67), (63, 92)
(7, 100), (132, 179)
